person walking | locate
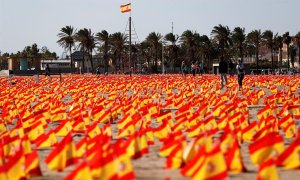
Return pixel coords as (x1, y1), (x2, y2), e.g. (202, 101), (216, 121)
(219, 57), (228, 88)
(45, 64), (52, 81)
(236, 60), (245, 91)
(96, 65), (101, 76)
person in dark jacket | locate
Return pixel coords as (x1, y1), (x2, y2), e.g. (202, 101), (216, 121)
(45, 64), (51, 76)
(236, 60), (245, 90)
(219, 57), (228, 88)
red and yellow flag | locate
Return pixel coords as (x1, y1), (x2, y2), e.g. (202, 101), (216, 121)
(249, 132), (284, 165)
(191, 144), (227, 180)
(44, 133), (77, 171)
(277, 137), (300, 169)
(5, 145), (26, 180)
(25, 150), (42, 178)
(65, 161), (93, 180)
(120, 3), (131, 13)
(257, 159), (279, 180)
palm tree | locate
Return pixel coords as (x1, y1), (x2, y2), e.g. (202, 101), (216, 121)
(283, 32), (292, 70)
(75, 28), (96, 71)
(262, 30), (275, 72)
(96, 30), (110, 73)
(294, 32), (300, 66)
(31, 43), (39, 70)
(164, 33), (179, 73)
(247, 30), (262, 74)
(145, 32), (162, 72)
(231, 27), (246, 62)
(274, 35), (283, 71)
(180, 30), (200, 65)
(138, 41), (151, 73)
(57, 26), (76, 68)
(198, 35), (213, 72)
(110, 32), (127, 72)
(211, 24), (232, 58)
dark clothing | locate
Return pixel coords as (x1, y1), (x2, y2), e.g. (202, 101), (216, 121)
(229, 62), (234, 69)
(219, 60), (228, 74)
(45, 66), (51, 76)
(191, 64), (196, 76)
(236, 64), (245, 75)
(237, 63), (245, 89)
(96, 67), (100, 76)
(181, 64), (187, 74)
(192, 69), (196, 76)
(238, 74), (244, 86)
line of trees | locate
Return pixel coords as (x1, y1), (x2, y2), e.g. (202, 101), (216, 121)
(57, 25), (300, 73)
(0, 44), (57, 70)
(1, 25), (300, 73)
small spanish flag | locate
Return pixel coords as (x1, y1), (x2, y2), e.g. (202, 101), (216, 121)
(120, 3), (131, 13)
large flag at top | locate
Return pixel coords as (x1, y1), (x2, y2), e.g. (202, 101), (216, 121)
(120, 3), (131, 13)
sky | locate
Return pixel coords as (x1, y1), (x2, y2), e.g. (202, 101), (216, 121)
(1, 0), (300, 58)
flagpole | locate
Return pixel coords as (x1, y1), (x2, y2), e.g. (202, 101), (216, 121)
(129, 2), (132, 72)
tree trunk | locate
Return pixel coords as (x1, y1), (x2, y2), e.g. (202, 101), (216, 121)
(298, 45), (300, 66)
(90, 50), (94, 72)
(69, 46), (73, 69)
(104, 54), (108, 74)
(172, 51), (175, 73)
(155, 48), (158, 72)
(271, 48), (274, 74)
(256, 47), (259, 74)
(118, 56), (121, 73)
(82, 59), (85, 72)
(287, 44), (290, 71)
(240, 46), (243, 62)
(207, 55), (210, 74)
(279, 48), (283, 71)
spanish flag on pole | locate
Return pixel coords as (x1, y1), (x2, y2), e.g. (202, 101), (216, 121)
(257, 159), (279, 180)
(65, 161), (93, 180)
(5, 144), (26, 180)
(249, 132), (284, 165)
(44, 133), (77, 171)
(120, 3), (131, 13)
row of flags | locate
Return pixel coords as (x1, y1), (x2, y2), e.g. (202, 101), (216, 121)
(0, 74), (300, 179)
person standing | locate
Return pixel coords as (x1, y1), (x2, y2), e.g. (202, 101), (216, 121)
(181, 61), (187, 78)
(236, 60), (245, 90)
(199, 62), (203, 75)
(219, 57), (228, 88)
(191, 62), (196, 77)
(45, 64), (51, 77)
(96, 65), (100, 76)
(45, 64), (52, 81)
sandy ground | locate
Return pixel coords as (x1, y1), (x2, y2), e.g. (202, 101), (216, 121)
(29, 111), (300, 180)
(31, 98), (300, 180)
(2, 75), (300, 180)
